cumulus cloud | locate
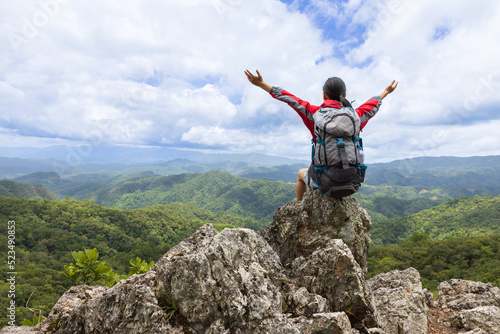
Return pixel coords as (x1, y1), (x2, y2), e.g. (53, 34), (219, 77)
(0, 0), (499, 162)
(181, 123), (311, 156)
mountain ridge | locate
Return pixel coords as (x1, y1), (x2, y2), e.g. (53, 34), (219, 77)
(371, 195), (500, 246)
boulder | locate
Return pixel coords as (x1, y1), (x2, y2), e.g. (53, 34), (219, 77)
(285, 286), (331, 317)
(35, 273), (174, 334)
(431, 279), (500, 333)
(290, 313), (354, 333)
(438, 279), (500, 311)
(260, 190), (372, 273)
(25, 224), (356, 334)
(153, 225), (286, 332)
(367, 268), (429, 334)
(291, 239), (379, 332)
(456, 306), (500, 333)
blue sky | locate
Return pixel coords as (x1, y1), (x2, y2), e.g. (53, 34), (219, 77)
(1, 0), (500, 163)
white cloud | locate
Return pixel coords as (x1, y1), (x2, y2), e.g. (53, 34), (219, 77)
(1, 0), (327, 145)
(0, 0), (499, 163)
(181, 124), (312, 158)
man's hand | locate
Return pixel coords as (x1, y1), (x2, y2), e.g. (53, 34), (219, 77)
(380, 80), (398, 100)
(245, 69), (272, 92)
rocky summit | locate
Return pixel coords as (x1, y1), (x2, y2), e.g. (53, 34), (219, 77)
(260, 190), (372, 274)
(2, 190), (499, 334)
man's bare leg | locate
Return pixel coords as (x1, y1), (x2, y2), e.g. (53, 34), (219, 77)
(296, 168), (308, 202)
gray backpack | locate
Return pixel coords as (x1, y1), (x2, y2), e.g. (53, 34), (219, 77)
(307, 105), (367, 198)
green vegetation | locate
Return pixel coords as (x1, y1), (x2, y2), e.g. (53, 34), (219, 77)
(354, 190), (448, 223)
(0, 179), (58, 200)
(371, 196), (500, 246)
(12, 165), (499, 226)
(368, 233), (500, 292)
(128, 257), (155, 276)
(159, 291), (178, 321)
(62, 249), (154, 288)
(62, 249), (113, 286)
(14, 172), (108, 200)
(14, 171), (297, 223)
(357, 184), (452, 200)
(366, 156), (500, 189)
(0, 196), (264, 327)
(90, 171), (296, 223)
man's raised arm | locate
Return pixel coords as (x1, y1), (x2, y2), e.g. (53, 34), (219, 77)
(244, 69), (271, 92)
(379, 80), (398, 100)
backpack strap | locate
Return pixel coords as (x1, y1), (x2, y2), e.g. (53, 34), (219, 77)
(336, 138), (350, 169)
(311, 138), (315, 163)
(314, 165), (327, 197)
(322, 125), (328, 166)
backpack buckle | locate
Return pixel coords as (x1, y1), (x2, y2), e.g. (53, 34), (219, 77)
(336, 138), (345, 148)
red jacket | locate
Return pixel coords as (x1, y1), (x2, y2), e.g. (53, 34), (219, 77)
(270, 86), (382, 143)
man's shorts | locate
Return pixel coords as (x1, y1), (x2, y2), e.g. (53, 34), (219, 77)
(303, 169), (318, 191)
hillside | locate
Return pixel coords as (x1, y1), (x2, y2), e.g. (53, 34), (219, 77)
(14, 171), (297, 223)
(0, 179), (58, 200)
(0, 157), (59, 179)
(365, 156), (500, 192)
(0, 196), (264, 326)
(355, 194), (447, 223)
(368, 155), (500, 175)
(93, 171), (297, 222)
(5, 154), (500, 188)
(353, 184), (451, 222)
(12, 169), (496, 226)
(368, 233), (500, 292)
(371, 195), (500, 246)
(14, 171), (109, 199)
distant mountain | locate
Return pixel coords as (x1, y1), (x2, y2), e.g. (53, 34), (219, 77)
(12, 167), (498, 226)
(367, 155), (500, 174)
(365, 155), (500, 189)
(355, 194), (447, 223)
(4, 154), (499, 190)
(371, 195), (500, 246)
(234, 164), (304, 183)
(13, 170), (297, 222)
(14, 172), (109, 199)
(0, 157), (61, 178)
(0, 145), (307, 169)
(0, 179), (58, 200)
(91, 170), (296, 222)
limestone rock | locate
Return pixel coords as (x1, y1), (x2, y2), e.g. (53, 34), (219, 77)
(292, 239), (379, 332)
(290, 313), (354, 333)
(438, 279), (500, 311)
(423, 288), (435, 308)
(35, 273), (174, 334)
(457, 306), (500, 333)
(260, 190), (372, 273)
(153, 225), (286, 332)
(286, 286), (331, 317)
(367, 268), (429, 334)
